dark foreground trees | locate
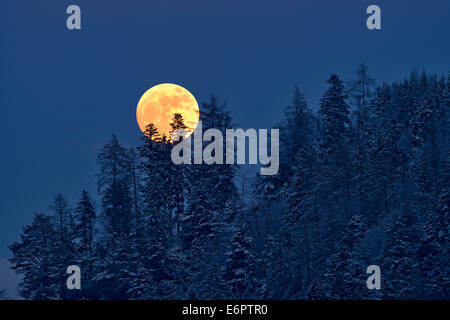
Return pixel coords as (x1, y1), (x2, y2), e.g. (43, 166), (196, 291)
(9, 69), (450, 299)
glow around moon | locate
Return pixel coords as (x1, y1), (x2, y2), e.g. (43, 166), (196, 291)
(136, 83), (200, 140)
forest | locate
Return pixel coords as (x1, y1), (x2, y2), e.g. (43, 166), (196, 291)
(8, 66), (450, 299)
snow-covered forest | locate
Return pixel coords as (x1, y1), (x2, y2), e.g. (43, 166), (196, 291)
(9, 66), (449, 299)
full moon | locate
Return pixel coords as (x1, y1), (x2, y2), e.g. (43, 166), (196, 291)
(136, 83), (200, 141)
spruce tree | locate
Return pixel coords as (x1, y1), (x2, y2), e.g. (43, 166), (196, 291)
(224, 228), (259, 299)
(310, 215), (368, 299)
(74, 190), (96, 254)
(94, 134), (134, 298)
(419, 154), (450, 299)
(9, 214), (61, 299)
(347, 64), (375, 217)
(382, 209), (420, 299)
(182, 95), (236, 298)
(317, 74), (352, 252)
(73, 190), (96, 296)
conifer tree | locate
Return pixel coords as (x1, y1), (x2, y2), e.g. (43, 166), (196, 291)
(9, 214), (61, 299)
(97, 134), (133, 240)
(94, 134), (134, 298)
(74, 190), (96, 254)
(132, 123), (170, 298)
(419, 154), (450, 299)
(317, 74), (352, 252)
(308, 216), (367, 299)
(347, 64), (375, 216)
(382, 209), (420, 299)
(224, 228), (259, 299)
(73, 190), (96, 296)
(182, 95), (236, 298)
(50, 193), (71, 245)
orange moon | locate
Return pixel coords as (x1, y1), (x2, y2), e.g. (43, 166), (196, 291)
(136, 83), (200, 140)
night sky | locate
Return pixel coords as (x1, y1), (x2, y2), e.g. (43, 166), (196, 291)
(0, 0), (449, 266)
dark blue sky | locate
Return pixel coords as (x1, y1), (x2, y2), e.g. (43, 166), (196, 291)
(1, 0), (449, 259)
